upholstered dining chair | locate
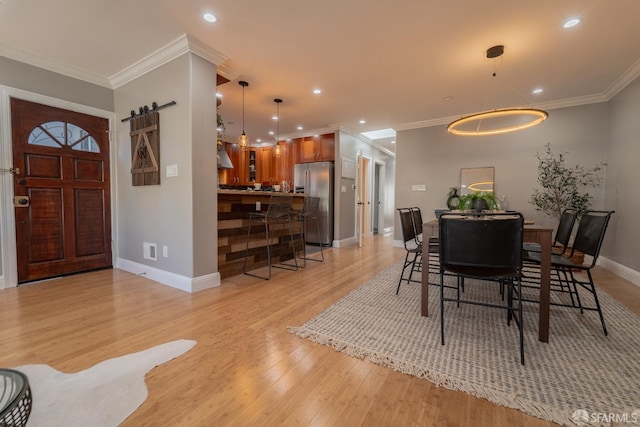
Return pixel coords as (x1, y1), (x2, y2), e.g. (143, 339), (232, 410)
(439, 212), (525, 365)
(526, 210), (614, 335)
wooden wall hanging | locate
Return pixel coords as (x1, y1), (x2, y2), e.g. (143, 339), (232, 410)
(125, 101), (175, 186)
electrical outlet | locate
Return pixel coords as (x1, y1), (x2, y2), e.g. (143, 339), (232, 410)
(256, 201), (261, 211)
(163, 245), (168, 257)
(411, 184), (427, 191)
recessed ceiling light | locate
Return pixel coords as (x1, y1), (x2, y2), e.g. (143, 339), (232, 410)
(297, 126), (303, 130)
(203, 13), (217, 23)
(359, 119), (366, 124)
(442, 96), (454, 101)
(256, 138), (262, 143)
(216, 92), (223, 98)
(532, 88), (544, 94)
(563, 17), (581, 28)
(391, 140), (396, 144)
(272, 115), (278, 121)
(313, 89), (322, 95)
(268, 131), (274, 136)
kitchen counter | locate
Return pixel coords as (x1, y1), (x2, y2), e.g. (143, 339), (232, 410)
(218, 189), (304, 197)
(218, 190), (305, 278)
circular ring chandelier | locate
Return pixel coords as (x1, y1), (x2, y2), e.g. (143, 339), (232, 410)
(447, 108), (548, 136)
(447, 45), (549, 136)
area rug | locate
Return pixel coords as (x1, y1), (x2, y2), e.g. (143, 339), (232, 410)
(13, 339), (196, 427)
(289, 262), (640, 426)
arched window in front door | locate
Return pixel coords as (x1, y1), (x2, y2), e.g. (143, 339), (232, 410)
(28, 121), (100, 153)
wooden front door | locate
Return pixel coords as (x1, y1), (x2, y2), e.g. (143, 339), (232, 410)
(11, 98), (112, 283)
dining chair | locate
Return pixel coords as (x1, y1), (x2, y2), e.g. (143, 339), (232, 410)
(526, 210), (614, 335)
(439, 212), (525, 365)
(396, 208), (422, 294)
(524, 208), (577, 256)
(522, 208), (578, 302)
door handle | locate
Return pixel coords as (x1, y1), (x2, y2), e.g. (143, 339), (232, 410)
(14, 196), (30, 207)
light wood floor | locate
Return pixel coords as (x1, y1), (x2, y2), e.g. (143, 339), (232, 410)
(1, 234), (638, 427)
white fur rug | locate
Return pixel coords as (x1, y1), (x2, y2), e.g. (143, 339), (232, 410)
(14, 339), (196, 427)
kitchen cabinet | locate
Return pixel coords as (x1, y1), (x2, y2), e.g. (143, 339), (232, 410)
(272, 140), (297, 185)
(219, 143), (254, 185)
(298, 133), (335, 163)
(257, 147), (273, 184)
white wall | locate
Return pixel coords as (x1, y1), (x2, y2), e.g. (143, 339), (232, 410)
(605, 75), (640, 272)
(114, 53), (219, 290)
(394, 98), (640, 280)
(335, 131), (395, 244)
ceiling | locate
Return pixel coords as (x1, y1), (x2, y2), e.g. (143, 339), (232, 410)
(2, 0), (640, 155)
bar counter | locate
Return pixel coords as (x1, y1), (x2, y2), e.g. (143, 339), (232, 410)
(217, 190), (305, 278)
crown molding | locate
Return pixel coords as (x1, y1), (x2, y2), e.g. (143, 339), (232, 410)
(110, 34), (233, 89)
(0, 42), (112, 88)
(604, 57), (640, 100)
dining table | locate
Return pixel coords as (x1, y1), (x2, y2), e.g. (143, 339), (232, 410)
(421, 218), (553, 343)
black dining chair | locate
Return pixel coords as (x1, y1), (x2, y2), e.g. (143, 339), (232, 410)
(524, 208), (577, 256)
(396, 208), (422, 294)
(439, 212), (525, 365)
(522, 208), (578, 302)
(526, 210), (614, 335)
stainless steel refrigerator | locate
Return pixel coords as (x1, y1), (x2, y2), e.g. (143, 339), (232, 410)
(294, 162), (334, 246)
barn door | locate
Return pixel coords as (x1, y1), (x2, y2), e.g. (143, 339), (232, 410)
(11, 98), (112, 283)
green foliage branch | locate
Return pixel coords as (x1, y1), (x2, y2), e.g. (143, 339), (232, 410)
(530, 143), (603, 221)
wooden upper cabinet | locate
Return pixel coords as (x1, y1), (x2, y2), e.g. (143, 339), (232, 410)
(220, 143), (249, 185)
(257, 147), (273, 184)
(271, 139), (297, 185)
(298, 133), (335, 163)
(320, 133), (335, 161)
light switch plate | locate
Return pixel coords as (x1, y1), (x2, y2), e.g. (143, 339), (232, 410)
(166, 164), (178, 177)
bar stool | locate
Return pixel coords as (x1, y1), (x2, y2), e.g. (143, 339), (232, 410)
(295, 196), (324, 267)
(242, 195), (299, 280)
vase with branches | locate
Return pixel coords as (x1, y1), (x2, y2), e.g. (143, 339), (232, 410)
(530, 143), (603, 221)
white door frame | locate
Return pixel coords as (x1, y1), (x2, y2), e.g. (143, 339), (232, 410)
(0, 85), (117, 289)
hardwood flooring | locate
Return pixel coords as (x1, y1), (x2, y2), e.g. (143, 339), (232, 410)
(1, 234), (638, 426)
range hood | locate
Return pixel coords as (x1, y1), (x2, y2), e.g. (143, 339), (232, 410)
(217, 145), (234, 169)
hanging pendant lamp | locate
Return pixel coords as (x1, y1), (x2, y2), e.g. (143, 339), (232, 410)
(447, 45), (548, 136)
(237, 80), (250, 150)
(272, 98), (284, 158)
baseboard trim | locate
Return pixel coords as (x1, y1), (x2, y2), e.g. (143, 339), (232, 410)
(0, 275), (4, 290)
(116, 258), (220, 293)
(598, 257), (640, 288)
(333, 237), (356, 247)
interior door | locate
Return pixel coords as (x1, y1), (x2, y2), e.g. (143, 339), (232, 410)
(356, 154), (364, 247)
(11, 98), (112, 283)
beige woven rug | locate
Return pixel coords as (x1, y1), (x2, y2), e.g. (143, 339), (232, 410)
(289, 262), (640, 426)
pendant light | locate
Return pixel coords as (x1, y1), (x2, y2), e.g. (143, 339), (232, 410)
(447, 45), (548, 136)
(237, 80), (250, 150)
(272, 98), (283, 158)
